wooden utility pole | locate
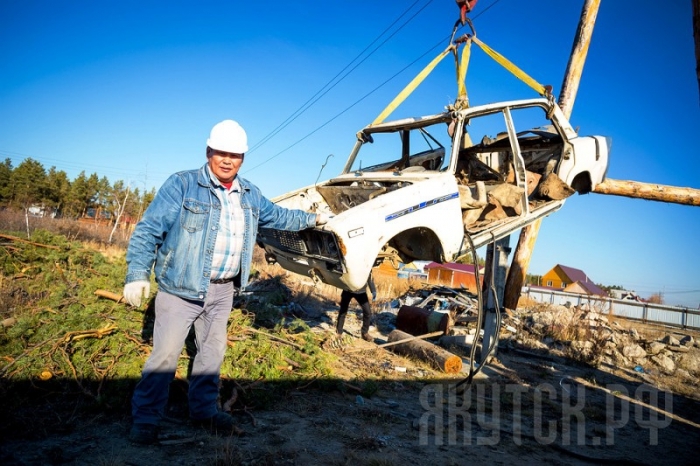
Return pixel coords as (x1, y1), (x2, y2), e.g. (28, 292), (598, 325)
(592, 0), (700, 204)
(593, 179), (700, 206)
(504, 1), (700, 311)
(503, 0), (601, 311)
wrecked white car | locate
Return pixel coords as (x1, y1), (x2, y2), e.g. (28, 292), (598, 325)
(257, 97), (610, 291)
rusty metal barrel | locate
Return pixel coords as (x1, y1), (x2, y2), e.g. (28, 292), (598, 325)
(395, 305), (451, 336)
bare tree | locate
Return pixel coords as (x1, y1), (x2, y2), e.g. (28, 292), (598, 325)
(108, 182), (130, 244)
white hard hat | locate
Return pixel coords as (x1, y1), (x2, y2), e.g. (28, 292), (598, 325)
(207, 119), (248, 154)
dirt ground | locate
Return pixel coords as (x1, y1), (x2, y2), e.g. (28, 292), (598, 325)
(2, 308), (700, 466)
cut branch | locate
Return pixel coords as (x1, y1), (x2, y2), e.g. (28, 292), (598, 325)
(0, 233), (61, 250)
(377, 330), (445, 349)
(386, 329), (462, 373)
(94, 289), (126, 303)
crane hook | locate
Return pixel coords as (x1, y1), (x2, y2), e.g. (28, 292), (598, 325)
(456, 0), (478, 25)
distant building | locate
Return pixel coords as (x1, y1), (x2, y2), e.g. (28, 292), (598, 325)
(375, 259), (428, 281)
(424, 262), (484, 294)
(541, 264), (607, 297)
(609, 289), (642, 301)
(396, 260), (429, 280)
(27, 204), (56, 218)
(27, 205), (45, 217)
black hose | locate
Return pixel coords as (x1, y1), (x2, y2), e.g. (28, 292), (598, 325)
(456, 232), (483, 389)
(456, 234), (502, 389)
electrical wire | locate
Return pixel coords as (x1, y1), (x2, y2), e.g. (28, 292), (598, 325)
(3, 1), (503, 183)
(247, 0), (433, 155)
(245, 0), (500, 173)
(241, 39), (444, 174)
(244, 0), (503, 174)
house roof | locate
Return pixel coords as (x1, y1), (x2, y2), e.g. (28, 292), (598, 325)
(556, 264), (606, 296)
(424, 262), (483, 274)
(578, 280), (607, 296)
(557, 264), (587, 283)
(526, 284), (559, 291)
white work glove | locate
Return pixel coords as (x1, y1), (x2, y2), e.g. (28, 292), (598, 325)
(315, 213), (330, 225)
(123, 280), (150, 307)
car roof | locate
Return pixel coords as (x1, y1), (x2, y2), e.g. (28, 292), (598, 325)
(362, 97), (554, 134)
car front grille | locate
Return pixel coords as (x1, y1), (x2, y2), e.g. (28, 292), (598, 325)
(258, 228), (343, 270)
(270, 230), (306, 253)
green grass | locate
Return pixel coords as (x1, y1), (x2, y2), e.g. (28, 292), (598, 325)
(0, 228), (337, 434)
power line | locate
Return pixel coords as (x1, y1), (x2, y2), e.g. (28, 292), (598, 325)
(249, 0), (432, 155)
(244, 0), (500, 174)
(1, 2), (438, 182)
(2, 1), (503, 183)
(244, 5), (444, 174)
(243, 36), (445, 174)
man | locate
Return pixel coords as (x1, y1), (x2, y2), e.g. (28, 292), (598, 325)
(336, 272), (376, 342)
(123, 119), (327, 444)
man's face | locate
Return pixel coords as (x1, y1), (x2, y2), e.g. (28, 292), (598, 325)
(207, 148), (244, 184)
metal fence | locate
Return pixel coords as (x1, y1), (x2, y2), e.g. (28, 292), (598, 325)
(521, 286), (700, 330)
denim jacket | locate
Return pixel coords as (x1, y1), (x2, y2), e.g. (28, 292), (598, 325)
(125, 163), (317, 300)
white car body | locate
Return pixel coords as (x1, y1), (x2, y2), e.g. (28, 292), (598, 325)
(258, 97), (610, 291)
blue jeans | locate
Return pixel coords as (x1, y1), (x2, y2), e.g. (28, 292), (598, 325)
(131, 283), (234, 425)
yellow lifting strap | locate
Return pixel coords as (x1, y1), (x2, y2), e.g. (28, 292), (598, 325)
(471, 36), (549, 97)
(370, 46), (454, 126)
(369, 26), (549, 127)
(453, 38), (471, 109)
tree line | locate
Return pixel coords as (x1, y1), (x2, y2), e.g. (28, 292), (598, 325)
(0, 157), (156, 224)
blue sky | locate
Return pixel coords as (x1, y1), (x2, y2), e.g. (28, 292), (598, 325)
(1, 1), (698, 307)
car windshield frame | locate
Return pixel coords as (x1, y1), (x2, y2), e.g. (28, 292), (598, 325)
(340, 98), (572, 177)
(342, 113), (455, 175)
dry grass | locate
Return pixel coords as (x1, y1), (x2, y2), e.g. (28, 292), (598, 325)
(374, 274), (418, 302)
(0, 227), (343, 436)
(517, 296), (552, 314)
(523, 306), (609, 366)
(608, 315), (668, 341)
(516, 294), (541, 309)
(251, 247), (418, 308)
(662, 373), (699, 399)
(0, 209), (131, 249)
(544, 307), (593, 341)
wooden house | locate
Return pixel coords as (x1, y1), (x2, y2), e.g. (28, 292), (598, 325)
(541, 264), (607, 297)
(424, 262), (484, 293)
